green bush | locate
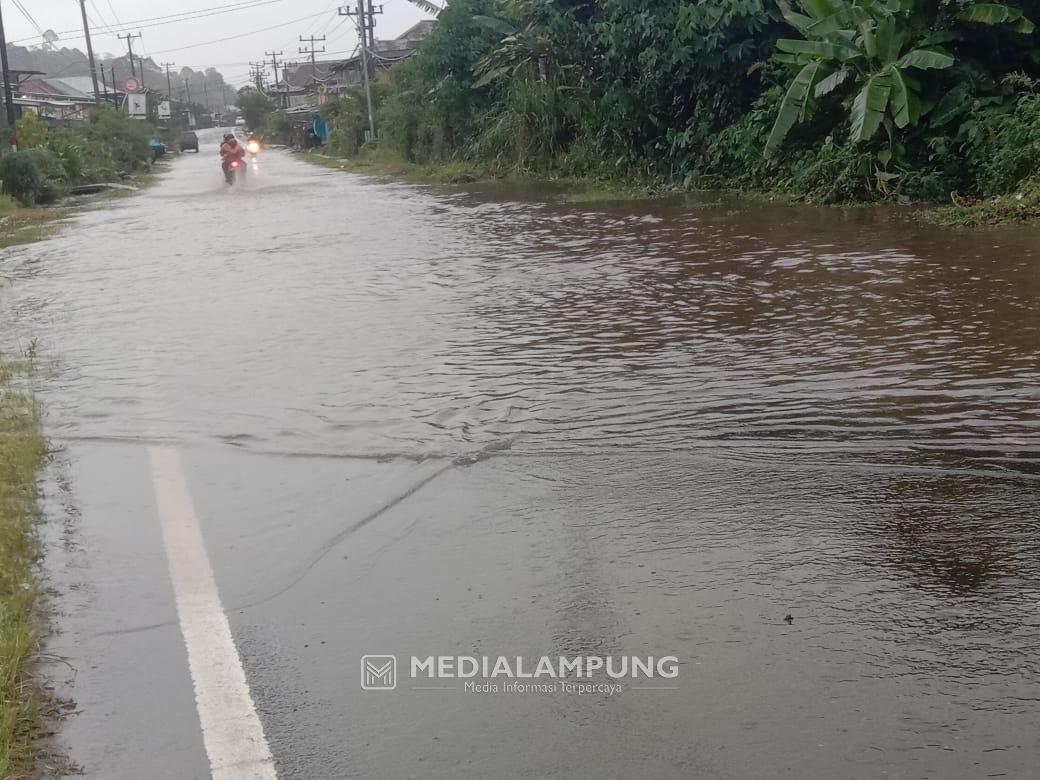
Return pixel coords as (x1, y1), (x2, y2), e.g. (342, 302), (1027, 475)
(0, 149), (71, 205)
(962, 86), (1040, 196)
(0, 152), (45, 205)
(14, 112), (48, 149)
(23, 148), (69, 201)
(44, 131), (87, 183)
(74, 107), (152, 173)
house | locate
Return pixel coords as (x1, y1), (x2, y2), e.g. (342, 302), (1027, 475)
(330, 21), (436, 87)
(271, 19), (436, 108)
(8, 72), (98, 122)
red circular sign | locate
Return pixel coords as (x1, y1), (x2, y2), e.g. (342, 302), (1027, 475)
(122, 76), (141, 94)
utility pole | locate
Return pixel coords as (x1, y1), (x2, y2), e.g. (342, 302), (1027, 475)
(266, 50), (283, 106)
(249, 62), (266, 91)
(110, 64), (121, 107)
(203, 80), (211, 114)
(339, 2), (381, 140)
(78, 1), (100, 102)
(162, 62), (175, 101)
(118, 32), (142, 78)
(98, 64), (108, 104)
(298, 34), (326, 87)
(365, 0), (379, 48)
(0, 1), (16, 129)
(183, 77), (193, 107)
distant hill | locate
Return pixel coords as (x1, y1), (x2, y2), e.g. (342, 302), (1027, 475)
(7, 44), (89, 78)
(6, 44), (235, 109)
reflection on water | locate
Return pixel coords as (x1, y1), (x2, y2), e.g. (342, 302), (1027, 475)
(1, 146), (1038, 776)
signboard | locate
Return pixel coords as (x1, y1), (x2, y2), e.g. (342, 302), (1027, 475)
(122, 76), (141, 94)
(158, 100), (171, 119)
(127, 93), (147, 117)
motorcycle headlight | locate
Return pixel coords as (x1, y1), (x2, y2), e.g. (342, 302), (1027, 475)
(246, 141), (260, 154)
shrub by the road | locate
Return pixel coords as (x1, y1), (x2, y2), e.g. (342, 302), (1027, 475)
(0, 356), (46, 778)
(0, 149), (69, 206)
(71, 107), (152, 175)
(254, 0), (1040, 217)
(0, 153), (44, 206)
(2, 107), (154, 205)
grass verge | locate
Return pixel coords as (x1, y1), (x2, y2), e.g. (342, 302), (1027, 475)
(925, 178), (1040, 226)
(0, 196), (66, 250)
(296, 147), (674, 201)
(0, 354), (46, 779)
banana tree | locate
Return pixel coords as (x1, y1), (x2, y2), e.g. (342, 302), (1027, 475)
(764, 0), (1033, 156)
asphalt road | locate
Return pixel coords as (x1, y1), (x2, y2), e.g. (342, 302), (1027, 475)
(3, 129), (1037, 779)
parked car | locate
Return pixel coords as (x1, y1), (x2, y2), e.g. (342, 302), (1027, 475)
(179, 131), (199, 153)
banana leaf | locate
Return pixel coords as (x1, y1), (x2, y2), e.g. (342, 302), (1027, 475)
(930, 83), (971, 127)
(962, 4), (1035, 34)
(814, 66), (850, 97)
(875, 15), (903, 64)
(472, 15), (518, 36)
(887, 66), (920, 127)
(776, 38), (862, 61)
(801, 0), (845, 20)
(807, 6), (872, 36)
(896, 49), (955, 70)
(766, 61), (831, 155)
(851, 71), (893, 141)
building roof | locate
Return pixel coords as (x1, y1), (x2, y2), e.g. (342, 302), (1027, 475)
(16, 77), (93, 101)
(54, 75), (103, 97)
(397, 19), (435, 42)
(281, 60), (351, 89)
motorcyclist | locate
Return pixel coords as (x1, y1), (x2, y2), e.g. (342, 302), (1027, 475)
(219, 133), (246, 178)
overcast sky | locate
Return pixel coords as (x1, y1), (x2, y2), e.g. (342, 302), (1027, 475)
(3, 0), (435, 85)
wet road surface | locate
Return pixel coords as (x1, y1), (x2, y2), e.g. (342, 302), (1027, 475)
(2, 129), (1039, 778)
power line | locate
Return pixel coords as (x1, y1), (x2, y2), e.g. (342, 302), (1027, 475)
(105, 0), (125, 27)
(11, 0), (44, 39)
(148, 10), (329, 56)
(10, 0), (288, 45)
(88, 0), (115, 31)
(299, 0), (339, 39)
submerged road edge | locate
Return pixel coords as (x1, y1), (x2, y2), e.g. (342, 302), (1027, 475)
(149, 444), (277, 779)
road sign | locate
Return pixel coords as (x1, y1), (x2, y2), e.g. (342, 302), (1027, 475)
(158, 100), (171, 119)
(127, 93), (147, 117)
(123, 76), (141, 94)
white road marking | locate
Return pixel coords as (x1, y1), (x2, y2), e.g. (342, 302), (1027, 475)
(149, 444), (277, 779)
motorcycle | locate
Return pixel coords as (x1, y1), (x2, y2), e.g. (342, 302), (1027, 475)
(245, 138), (261, 173)
(223, 156), (247, 186)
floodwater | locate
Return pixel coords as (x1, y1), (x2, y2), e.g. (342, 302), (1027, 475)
(1, 129), (1039, 779)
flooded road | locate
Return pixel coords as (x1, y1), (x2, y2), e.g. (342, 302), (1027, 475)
(2, 129), (1039, 778)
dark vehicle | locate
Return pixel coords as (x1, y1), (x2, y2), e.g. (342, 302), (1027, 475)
(179, 131), (199, 153)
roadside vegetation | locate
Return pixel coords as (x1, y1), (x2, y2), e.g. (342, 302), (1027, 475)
(0, 196), (65, 250)
(0, 354), (46, 779)
(0, 108), (155, 207)
(254, 0), (1040, 221)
